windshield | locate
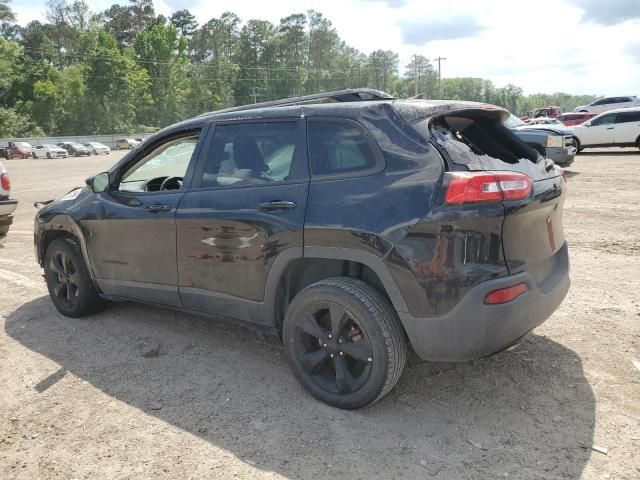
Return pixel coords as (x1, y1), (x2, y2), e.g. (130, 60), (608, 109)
(504, 114), (525, 128)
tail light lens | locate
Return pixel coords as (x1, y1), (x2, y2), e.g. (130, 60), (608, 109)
(1, 173), (10, 191)
(444, 172), (532, 204)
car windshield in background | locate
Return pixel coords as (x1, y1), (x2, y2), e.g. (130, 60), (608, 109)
(504, 114), (526, 128)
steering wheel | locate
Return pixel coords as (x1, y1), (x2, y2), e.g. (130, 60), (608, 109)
(160, 176), (183, 191)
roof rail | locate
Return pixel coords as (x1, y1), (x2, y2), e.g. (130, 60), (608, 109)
(198, 88), (394, 117)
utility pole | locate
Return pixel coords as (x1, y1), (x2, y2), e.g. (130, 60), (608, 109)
(434, 56), (447, 96)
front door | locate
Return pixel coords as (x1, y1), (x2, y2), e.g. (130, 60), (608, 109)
(582, 113), (617, 145)
(176, 119), (309, 324)
(83, 129), (202, 306)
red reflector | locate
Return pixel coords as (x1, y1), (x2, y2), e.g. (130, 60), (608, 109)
(0, 173), (9, 191)
(484, 283), (528, 305)
(444, 172), (532, 204)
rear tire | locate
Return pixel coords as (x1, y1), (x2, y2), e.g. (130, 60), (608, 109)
(282, 277), (406, 409)
(44, 237), (103, 318)
(46, 152), (52, 159)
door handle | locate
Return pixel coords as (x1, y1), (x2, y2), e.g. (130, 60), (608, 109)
(606, 127), (614, 130)
(145, 204), (172, 212)
(259, 200), (297, 211)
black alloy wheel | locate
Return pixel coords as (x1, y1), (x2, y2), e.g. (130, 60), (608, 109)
(48, 249), (81, 309)
(283, 278), (406, 409)
(292, 301), (374, 395)
(44, 238), (103, 317)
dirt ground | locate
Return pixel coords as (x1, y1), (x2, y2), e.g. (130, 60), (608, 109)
(1, 149), (639, 480)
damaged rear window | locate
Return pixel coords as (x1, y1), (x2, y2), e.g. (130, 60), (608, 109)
(414, 112), (539, 169)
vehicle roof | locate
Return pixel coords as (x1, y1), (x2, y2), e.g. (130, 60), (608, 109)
(164, 98), (508, 133)
(592, 106), (640, 116)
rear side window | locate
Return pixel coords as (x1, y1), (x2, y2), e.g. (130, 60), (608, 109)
(307, 120), (379, 176)
(616, 111), (640, 123)
(199, 121), (306, 188)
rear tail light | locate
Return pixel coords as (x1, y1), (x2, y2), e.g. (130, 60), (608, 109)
(484, 283), (528, 305)
(444, 172), (532, 204)
(1, 173), (10, 191)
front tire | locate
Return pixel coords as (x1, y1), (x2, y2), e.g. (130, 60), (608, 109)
(47, 152), (52, 159)
(282, 277), (406, 409)
(44, 237), (103, 318)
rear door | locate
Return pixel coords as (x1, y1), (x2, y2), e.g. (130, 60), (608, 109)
(176, 119), (309, 325)
(613, 110), (640, 144)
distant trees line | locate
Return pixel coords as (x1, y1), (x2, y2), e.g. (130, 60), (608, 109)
(0, 0), (598, 137)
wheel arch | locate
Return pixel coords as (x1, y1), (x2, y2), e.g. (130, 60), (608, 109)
(37, 215), (96, 280)
(260, 247), (409, 336)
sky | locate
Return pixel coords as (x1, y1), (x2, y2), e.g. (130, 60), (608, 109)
(10, 0), (640, 96)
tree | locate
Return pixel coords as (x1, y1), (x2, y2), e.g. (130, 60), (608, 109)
(85, 31), (151, 133)
(102, 0), (156, 47)
(233, 19), (277, 104)
(170, 9), (198, 38)
(0, 0), (15, 23)
(134, 23), (189, 126)
(367, 49), (398, 92)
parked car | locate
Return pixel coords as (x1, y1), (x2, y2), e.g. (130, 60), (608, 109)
(83, 142), (111, 155)
(115, 138), (141, 150)
(574, 96), (640, 114)
(57, 142), (91, 157)
(520, 106), (561, 121)
(556, 112), (596, 127)
(505, 114), (576, 166)
(32, 144), (69, 159)
(34, 88), (570, 409)
(0, 161), (17, 242)
(570, 107), (640, 152)
(7, 141), (34, 159)
(525, 117), (563, 126)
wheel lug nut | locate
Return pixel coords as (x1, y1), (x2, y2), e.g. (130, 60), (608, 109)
(328, 334), (332, 339)
(330, 353), (334, 358)
(338, 338), (343, 344)
(367, 357), (373, 362)
(323, 343), (327, 348)
(339, 351), (344, 356)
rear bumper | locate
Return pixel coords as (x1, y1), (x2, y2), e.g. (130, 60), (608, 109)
(0, 199), (18, 216)
(399, 242), (570, 361)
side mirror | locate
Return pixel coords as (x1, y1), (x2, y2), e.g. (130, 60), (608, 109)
(584, 122), (591, 127)
(88, 172), (110, 193)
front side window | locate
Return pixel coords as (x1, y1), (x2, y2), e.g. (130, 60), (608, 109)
(199, 121), (303, 188)
(591, 113), (617, 126)
(118, 133), (200, 192)
(307, 120), (379, 176)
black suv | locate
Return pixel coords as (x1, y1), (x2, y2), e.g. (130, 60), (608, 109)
(34, 89), (570, 409)
(57, 142), (91, 157)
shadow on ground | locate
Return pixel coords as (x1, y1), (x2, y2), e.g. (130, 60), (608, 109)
(6, 297), (595, 479)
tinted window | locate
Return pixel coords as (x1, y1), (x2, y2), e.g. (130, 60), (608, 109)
(615, 111), (640, 123)
(200, 121), (303, 188)
(307, 120), (378, 176)
(591, 113), (617, 126)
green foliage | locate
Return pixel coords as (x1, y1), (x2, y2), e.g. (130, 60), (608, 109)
(0, 3), (599, 137)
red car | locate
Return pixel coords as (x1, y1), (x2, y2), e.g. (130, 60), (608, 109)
(556, 112), (596, 127)
(7, 141), (34, 159)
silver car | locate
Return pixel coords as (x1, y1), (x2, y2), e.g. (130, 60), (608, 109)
(575, 96), (640, 114)
(84, 142), (111, 155)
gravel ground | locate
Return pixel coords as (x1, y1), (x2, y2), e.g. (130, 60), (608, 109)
(1, 149), (639, 479)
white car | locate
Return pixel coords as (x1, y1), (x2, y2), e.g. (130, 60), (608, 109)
(32, 144), (69, 159)
(0, 161), (17, 242)
(574, 96), (640, 114)
(570, 107), (640, 152)
(84, 142), (111, 155)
